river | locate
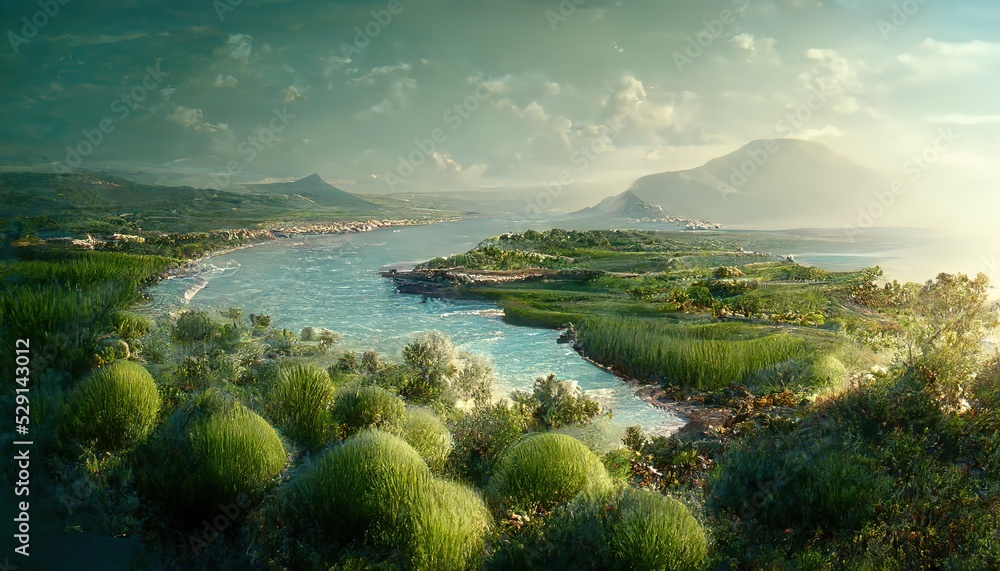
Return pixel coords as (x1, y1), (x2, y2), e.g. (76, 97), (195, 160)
(149, 217), (941, 435)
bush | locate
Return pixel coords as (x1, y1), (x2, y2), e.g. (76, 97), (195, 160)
(410, 479), (492, 570)
(487, 433), (612, 511)
(451, 403), (528, 485)
(512, 374), (601, 429)
(139, 390), (286, 523)
(66, 360), (161, 452)
(266, 363), (335, 449)
(402, 331), (460, 401)
(402, 408), (454, 473)
(287, 430), (489, 569)
(332, 384), (405, 437)
(491, 487), (707, 571)
(112, 310), (152, 341)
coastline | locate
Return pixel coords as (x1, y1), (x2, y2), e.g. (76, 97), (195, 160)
(160, 217), (457, 280)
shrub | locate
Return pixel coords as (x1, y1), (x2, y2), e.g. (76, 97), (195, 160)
(139, 389), (286, 523)
(402, 408), (454, 472)
(266, 363), (335, 449)
(289, 430), (431, 543)
(487, 433), (612, 511)
(512, 374), (601, 429)
(451, 403), (528, 485)
(491, 488), (707, 571)
(332, 385), (405, 437)
(112, 310), (152, 341)
(299, 327), (317, 341)
(287, 430), (490, 569)
(403, 330), (459, 401)
(66, 360), (161, 452)
(410, 479), (492, 570)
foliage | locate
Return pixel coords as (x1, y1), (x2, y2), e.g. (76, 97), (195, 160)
(401, 408), (454, 473)
(577, 317), (811, 390)
(487, 433), (613, 511)
(266, 362), (336, 450)
(138, 389), (286, 523)
(402, 330), (459, 401)
(450, 403), (528, 486)
(499, 487), (708, 571)
(512, 374), (601, 429)
(65, 360), (161, 452)
(332, 384), (406, 437)
(285, 430), (488, 569)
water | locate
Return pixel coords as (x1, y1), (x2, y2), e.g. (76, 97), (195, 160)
(149, 218), (941, 435)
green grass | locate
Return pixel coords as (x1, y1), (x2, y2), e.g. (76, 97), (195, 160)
(139, 389), (286, 523)
(265, 362), (336, 450)
(332, 384), (406, 437)
(287, 429), (489, 569)
(65, 360), (161, 452)
(401, 408), (454, 473)
(576, 317), (813, 391)
(487, 433), (613, 511)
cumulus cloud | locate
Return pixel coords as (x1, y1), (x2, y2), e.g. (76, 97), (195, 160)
(213, 74), (239, 88)
(800, 48), (863, 114)
(216, 34), (253, 60)
(167, 106), (230, 134)
(282, 85), (306, 103)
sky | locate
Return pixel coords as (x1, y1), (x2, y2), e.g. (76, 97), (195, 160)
(0, 0), (998, 234)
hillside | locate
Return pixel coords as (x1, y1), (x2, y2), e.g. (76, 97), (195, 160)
(245, 174), (377, 210)
(573, 189), (667, 219)
(626, 139), (886, 228)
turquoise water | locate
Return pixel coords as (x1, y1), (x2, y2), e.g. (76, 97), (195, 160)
(149, 218), (932, 434)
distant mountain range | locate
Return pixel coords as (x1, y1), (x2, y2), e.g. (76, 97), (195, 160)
(583, 139), (886, 228)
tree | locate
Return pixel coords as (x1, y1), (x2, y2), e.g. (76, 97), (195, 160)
(512, 374), (602, 429)
(902, 273), (999, 395)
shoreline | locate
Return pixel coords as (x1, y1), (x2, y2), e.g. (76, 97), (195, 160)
(160, 217), (456, 280)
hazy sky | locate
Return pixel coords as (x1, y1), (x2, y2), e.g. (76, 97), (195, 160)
(1, 0), (997, 228)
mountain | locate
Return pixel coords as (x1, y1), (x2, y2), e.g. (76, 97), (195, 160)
(624, 139), (887, 228)
(247, 174), (376, 210)
(573, 189), (667, 219)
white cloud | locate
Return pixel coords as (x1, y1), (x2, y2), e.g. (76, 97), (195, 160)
(167, 106), (230, 134)
(800, 48), (863, 114)
(923, 114), (1000, 125)
(282, 85), (306, 103)
(213, 74), (239, 88)
(216, 34), (253, 60)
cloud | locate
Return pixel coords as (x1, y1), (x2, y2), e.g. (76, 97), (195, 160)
(800, 48), (863, 114)
(216, 34), (253, 61)
(604, 74), (694, 134)
(167, 106), (230, 134)
(923, 114), (1000, 125)
(282, 85), (306, 103)
(213, 74), (239, 88)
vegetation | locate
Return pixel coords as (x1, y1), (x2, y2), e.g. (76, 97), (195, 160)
(5, 221), (999, 569)
(487, 433), (613, 512)
(65, 360), (161, 452)
(265, 362), (336, 450)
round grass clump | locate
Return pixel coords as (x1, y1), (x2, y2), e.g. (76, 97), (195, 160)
(331, 384), (405, 437)
(288, 430), (489, 569)
(410, 479), (491, 570)
(289, 429), (432, 542)
(402, 408), (454, 473)
(67, 360), (161, 452)
(140, 389), (286, 522)
(266, 363), (335, 449)
(487, 432), (612, 511)
(603, 488), (708, 571)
